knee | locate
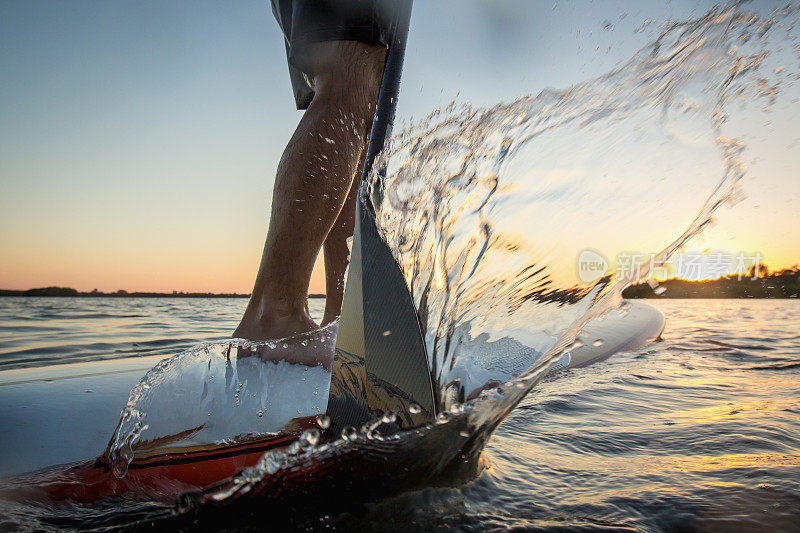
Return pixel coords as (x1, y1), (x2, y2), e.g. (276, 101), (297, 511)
(304, 41), (386, 119)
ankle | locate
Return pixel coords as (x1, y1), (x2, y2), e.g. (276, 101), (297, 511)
(248, 293), (306, 322)
(235, 297), (316, 341)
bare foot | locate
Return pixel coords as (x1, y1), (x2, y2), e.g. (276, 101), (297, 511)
(232, 299), (334, 369)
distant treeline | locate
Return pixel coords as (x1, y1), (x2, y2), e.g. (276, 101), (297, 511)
(623, 266), (800, 299)
(0, 287), (326, 298)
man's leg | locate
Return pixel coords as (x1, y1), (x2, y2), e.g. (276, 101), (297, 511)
(234, 40), (385, 342)
(321, 148), (363, 325)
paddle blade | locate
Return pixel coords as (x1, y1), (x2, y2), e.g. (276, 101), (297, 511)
(327, 202), (436, 434)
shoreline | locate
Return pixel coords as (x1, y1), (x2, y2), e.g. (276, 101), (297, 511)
(622, 274), (799, 299)
(0, 288), (326, 299)
(3, 270), (799, 300)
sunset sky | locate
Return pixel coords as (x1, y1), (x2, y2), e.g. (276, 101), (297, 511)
(1, 0), (798, 294)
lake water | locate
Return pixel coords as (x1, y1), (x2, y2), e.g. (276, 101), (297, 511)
(0, 297), (798, 530)
(0, 296), (309, 370)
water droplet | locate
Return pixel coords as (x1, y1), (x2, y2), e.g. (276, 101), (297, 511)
(459, 429), (470, 438)
(257, 411), (263, 417)
(341, 426), (358, 440)
(408, 403), (422, 414)
(593, 339), (604, 347)
(282, 343), (288, 349)
(381, 412), (397, 424)
(302, 428), (320, 446)
(296, 409), (301, 415)
(317, 415), (331, 429)
(84, 389), (94, 393)
(515, 381), (526, 389)
(382, 330), (392, 336)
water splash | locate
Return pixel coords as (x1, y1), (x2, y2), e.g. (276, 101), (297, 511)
(367, 1), (798, 406)
(106, 323), (337, 477)
(178, 3), (800, 510)
(107, 0), (799, 514)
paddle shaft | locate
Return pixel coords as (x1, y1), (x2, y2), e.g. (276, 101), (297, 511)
(360, 0), (413, 214)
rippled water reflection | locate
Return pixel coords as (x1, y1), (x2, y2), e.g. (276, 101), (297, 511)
(0, 299), (797, 531)
(0, 297), (301, 370)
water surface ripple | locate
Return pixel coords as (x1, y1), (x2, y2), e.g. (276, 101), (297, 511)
(0, 299), (798, 531)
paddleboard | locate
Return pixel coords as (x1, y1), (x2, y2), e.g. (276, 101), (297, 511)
(0, 300), (663, 484)
(0, 0), (669, 504)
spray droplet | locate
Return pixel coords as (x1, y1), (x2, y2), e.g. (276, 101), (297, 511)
(593, 339), (604, 347)
(408, 403), (422, 414)
(301, 428), (320, 446)
(288, 441), (302, 455)
(382, 330), (392, 337)
(317, 415), (331, 429)
(381, 412), (397, 424)
(341, 426), (358, 440)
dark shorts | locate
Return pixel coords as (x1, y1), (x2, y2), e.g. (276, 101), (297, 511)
(270, 0), (397, 109)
